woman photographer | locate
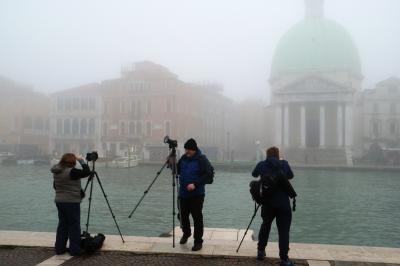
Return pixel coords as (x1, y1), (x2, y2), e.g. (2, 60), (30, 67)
(51, 153), (91, 256)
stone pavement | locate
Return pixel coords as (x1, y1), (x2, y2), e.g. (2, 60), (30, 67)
(0, 229), (399, 266)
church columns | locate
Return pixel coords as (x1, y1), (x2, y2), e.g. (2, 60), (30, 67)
(344, 103), (353, 147)
(337, 104), (343, 146)
(275, 105), (283, 147)
(300, 104), (306, 147)
(283, 104), (289, 148)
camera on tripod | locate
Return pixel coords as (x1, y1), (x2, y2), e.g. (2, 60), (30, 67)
(86, 151), (98, 162)
(164, 136), (177, 149)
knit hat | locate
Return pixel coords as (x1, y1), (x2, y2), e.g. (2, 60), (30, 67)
(184, 138), (198, 151)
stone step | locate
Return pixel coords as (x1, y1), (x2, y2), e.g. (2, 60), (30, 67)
(168, 227), (254, 242)
(1, 230), (399, 264)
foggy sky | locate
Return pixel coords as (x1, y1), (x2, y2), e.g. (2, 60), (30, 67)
(0, 0), (399, 102)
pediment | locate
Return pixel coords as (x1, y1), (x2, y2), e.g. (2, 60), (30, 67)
(279, 77), (349, 94)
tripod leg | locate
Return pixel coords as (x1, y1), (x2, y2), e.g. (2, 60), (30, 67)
(172, 173), (176, 248)
(176, 177), (182, 229)
(93, 172), (125, 243)
(85, 174), (95, 233)
(128, 161), (168, 218)
(236, 204), (261, 253)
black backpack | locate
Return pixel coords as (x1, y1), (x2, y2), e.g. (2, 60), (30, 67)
(249, 172), (280, 205)
(249, 164), (297, 211)
(199, 155), (215, 184)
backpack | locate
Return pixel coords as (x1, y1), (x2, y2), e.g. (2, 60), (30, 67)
(249, 163), (297, 211)
(249, 172), (280, 205)
(199, 155), (215, 184)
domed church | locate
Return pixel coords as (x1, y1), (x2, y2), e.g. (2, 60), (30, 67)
(269, 0), (363, 165)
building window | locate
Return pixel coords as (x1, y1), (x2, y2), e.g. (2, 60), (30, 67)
(166, 100), (172, 113)
(372, 103), (379, 113)
(72, 118), (79, 135)
(120, 121), (126, 135)
(89, 98), (96, 110)
(137, 121), (142, 136)
(33, 117), (43, 130)
(119, 143), (126, 150)
(56, 119), (62, 135)
(23, 116), (32, 129)
(103, 102), (108, 114)
(146, 121), (152, 136)
(130, 101), (136, 115)
(165, 121), (171, 136)
(88, 118), (95, 134)
(102, 122), (107, 136)
(57, 98), (64, 111)
(120, 101), (126, 114)
(80, 119), (87, 135)
(388, 87), (398, 94)
(81, 98), (89, 110)
(371, 120), (381, 138)
(137, 101), (142, 116)
(146, 101), (152, 115)
(73, 98), (80, 110)
(390, 103), (396, 114)
(65, 98), (72, 111)
(129, 121), (136, 135)
(389, 121), (397, 135)
(64, 119), (71, 135)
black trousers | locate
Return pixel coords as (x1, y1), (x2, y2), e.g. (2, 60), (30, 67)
(55, 202), (81, 255)
(258, 203), (292, 260)
(179, 195), (204, 244)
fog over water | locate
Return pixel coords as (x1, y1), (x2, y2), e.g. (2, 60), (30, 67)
(0, 0), (399, 101)
(0, 0), (400, 249)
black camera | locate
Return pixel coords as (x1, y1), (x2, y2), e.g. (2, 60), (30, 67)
(164, 136), (177, 149)
(86, 151), (99, 162)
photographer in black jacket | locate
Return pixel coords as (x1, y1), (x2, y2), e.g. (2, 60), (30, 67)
(251, 146), (294, 265)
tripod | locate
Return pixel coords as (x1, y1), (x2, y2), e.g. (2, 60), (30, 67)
(83, 160), (125, 243)
(128, 146), (182, 247)
(236, 203), (261, 253)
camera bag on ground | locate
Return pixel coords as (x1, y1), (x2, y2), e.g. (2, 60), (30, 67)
(81, 232), (106, 254)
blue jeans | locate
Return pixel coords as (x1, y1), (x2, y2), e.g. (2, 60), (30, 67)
(55, 202), (81, 255)
(258, 203), (292, 260)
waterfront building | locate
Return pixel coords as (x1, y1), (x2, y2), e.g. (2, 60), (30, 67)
(0, 76), (50, 158)
(49, 61), (232, 160)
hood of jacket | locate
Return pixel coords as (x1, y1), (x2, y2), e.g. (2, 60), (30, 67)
(265, 156), (282, 170)
(51, 164), (65, 174)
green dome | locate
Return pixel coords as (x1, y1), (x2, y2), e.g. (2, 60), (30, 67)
(271, 18), (362, 78)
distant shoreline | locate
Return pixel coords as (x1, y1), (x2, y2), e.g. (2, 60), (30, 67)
(141, 161), (400, 172)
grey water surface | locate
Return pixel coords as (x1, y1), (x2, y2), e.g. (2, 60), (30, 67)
(0, 165), (399, 248)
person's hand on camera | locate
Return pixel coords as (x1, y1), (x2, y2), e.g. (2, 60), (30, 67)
(75, 154), (83, 161)
(187, 183), (196, 191)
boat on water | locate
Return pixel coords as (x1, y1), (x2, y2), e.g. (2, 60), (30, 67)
(109, 155), (140, 168)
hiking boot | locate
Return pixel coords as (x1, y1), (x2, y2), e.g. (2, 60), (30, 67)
(257, 249), (266, 261)
(280, 258), (294, 266)
(191, 243), (203, 251)
(179, 234), (190, 244)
